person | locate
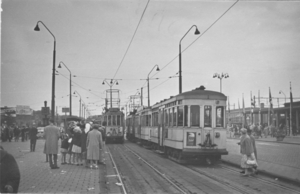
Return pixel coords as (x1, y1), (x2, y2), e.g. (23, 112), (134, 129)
(247, 128), (258, 175)
(0, 146), (20, 193)
(13, 125), (20, 142)
(72, 124), (82, 166)
(8, 126), (14, 142)
(86, 124), (103, 169)
(80, 120), (88, 168)
(44, 119), (61, 169)
(238, 128), (256, 177)
(60, 133), (69, 165)
(21, 126), (26, 142)
(29, 124), (38, 152)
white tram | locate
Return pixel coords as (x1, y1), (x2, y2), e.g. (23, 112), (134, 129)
(126, 86), (228, 164)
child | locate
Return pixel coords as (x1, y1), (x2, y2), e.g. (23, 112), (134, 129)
(60, 133), (69, 165)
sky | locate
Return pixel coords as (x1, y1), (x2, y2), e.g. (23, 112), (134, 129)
(1, 0), (300, 117)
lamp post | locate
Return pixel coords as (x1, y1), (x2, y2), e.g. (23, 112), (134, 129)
(213, 73), (229, 93)
(58, 61), (72, 116)
(73, 91), (82, 117)
(279, 90), (286, 104)
(146, 65), (160, 107)
(34, 21), (56, 121)
(102, 79), (119, 108)
(179, 25), (200, 94)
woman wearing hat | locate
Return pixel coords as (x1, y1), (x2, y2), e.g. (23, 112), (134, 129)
(86, 124), (103, 169)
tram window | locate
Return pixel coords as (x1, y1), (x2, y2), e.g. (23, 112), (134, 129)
(149, 115), (152, 126)
(169, 108), (173, 127)
(108, 115), (111, 126)
(204, 105), (212, 128)
(146, 115), (149, 126)
(117, 115), (121, 125)
(173, 107), (177, 127)
(216, 107), (224, 127)
(113, 115), (117, 126)
(165, 109), (168, 126)
(184, 105), (188, 127)
(190, 105), (200, 127)
(177, 106), (183, 126)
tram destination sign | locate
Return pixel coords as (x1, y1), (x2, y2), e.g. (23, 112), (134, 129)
(62, 107), (70, 113)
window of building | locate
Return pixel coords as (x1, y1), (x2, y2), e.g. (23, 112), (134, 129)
(204, 105), (212, 128)
(177, 106), (183, 126)
(190, 105), (200, 127)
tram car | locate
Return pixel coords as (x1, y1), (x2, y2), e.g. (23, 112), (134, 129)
(102, 108), (125, 144)
(126, 86), (228, 164)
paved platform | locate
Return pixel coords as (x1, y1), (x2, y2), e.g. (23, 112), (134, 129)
(1, 139), (122, 194)
(224, 136), (300, 184)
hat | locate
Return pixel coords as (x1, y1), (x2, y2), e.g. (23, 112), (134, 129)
(241, 128), (247, 134)
(92, 124), (99, 130)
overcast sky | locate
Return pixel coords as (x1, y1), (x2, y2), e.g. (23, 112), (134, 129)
(1, 0), (300, 116)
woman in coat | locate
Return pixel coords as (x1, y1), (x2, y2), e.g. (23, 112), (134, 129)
(86, 124), (103, 169)
(238, 128), (255, 176)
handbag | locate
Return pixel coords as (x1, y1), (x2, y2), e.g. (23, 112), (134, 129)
(246, 159), (256, 165)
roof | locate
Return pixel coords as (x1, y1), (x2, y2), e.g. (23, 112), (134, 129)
(176, 89), (227, 100)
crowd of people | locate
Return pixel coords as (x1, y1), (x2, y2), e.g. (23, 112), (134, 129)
(43, 119), (105, 170)
(229, 122), (299, 139)
(0, 123), (32, 143)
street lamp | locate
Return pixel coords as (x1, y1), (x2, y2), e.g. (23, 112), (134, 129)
(58, 61), (72, 116)
(179, 25), (200, 94)
(279, 90), (286, 104)
(146, 65), (160, 107)
(34, 21), (56, 121)
(213, 73), (229, 93)
(102, 79), (120, 108)
(73, 91), (82, 117)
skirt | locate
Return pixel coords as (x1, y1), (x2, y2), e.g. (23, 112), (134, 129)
(72, 145), (82, 153)
(241, 153), (258, 168)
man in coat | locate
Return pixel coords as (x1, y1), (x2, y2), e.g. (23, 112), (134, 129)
(44, 119), (61, 169)
(29, 124), (38, 152)
(86, 124), (103, 169)
(0, 146), (20, 193)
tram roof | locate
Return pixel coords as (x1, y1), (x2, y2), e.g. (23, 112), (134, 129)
(176, 89), (227, 100)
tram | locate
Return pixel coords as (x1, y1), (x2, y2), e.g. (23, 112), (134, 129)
(102, 108), (125, 144)
(126, 86), (228, 164)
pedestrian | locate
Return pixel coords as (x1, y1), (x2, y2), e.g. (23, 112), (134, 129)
(67, 122), (75, 165)
(43, 119), (61, 169)
(0, 146), (20, 193)
(247, 128), (258, 175)
(8, 126), (14, 142)
(21, 126), (26, 142)
(238, 128), (256, 177)
(13, 125), (20, 142)
(72, 124), (82, 166)
(60, 133), (69, 165)
(80, 120), (88, 167)
(86, 124), (103, 169)
(28, 124), (38, 152)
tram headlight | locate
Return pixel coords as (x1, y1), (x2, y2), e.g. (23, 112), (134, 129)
(215, 132), (220, 138)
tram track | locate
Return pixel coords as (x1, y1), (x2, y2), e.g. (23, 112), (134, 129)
(219, 165), (300, 194)
(124, 144), (254, 194)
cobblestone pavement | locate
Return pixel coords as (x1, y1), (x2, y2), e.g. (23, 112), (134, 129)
(1, 139), (101, 193)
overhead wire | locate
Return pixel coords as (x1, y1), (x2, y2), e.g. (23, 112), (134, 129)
(147, 0), (240, 91)
(112, 0), (151, 79)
